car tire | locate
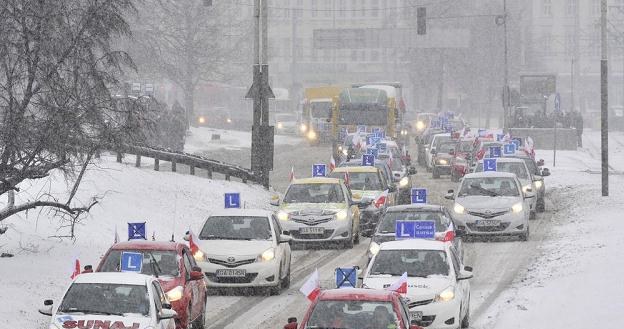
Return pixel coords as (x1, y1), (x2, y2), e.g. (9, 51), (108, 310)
(269, 272), (282, 296)
(519, 228), (529, 241)
(343, 231), (355, 249)
(432, 167), (440, 179)
(354, 230), (360, 245)
(536, 198), (545, 212)
(461, 303), (470, 328)
(451, 171), (459, 182)
(530, 210), (536, 220)
(281, 261), (291, 289)
(192, 302), (206, 329)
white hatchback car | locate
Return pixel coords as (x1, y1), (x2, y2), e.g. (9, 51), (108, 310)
(191, 209), (292, 295)
(425, 133), (452, 171)
(39, 272), (176, 329)
(446, 172), (533, 241)
(363, 239), (473, 329)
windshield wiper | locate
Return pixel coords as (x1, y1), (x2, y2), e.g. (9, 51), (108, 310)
(147, 252), (162, 278)
(470, 184), (499, 197)
(61, 309), (123, 316)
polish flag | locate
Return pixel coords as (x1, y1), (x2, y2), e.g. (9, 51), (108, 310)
(438, 222), (456, 242)
(374, 190), (389, 209)
(299, 269), (321, 302)
(344, 170), (350, 185)
(329, 156), (336, 172)
(289, 166), (295, 182)
(114, 225), (120, 244)
(503, 132), (512, 142)
(188, 229), (200, 255)
(386, 272), (408, 294)
(355, 135), (362, 150)
(70, 258), (81, 280)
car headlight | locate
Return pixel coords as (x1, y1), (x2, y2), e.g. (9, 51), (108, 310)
(399, 177), (409, 188)
(198, 116), (206, 124)
(335, 209), (348, 221)
(512, 202), (523, 213)
(342, 149), (348, 156)
(434, 287), (455, 302)
(166, 286), (184, 302)
(522, 184), (532, 193)
(416, 121), (425, 131)
(401, 129), (408, 135)
(369, 241), (381, 256)
(277, 122), (283, 129)
(307, 130), (317, 140)
(193, 250), (205, 262)
(437, 159), (448, 165)
(454, 203), (465, 214)
(534, 180), (543, 189)
(300, 123), (307, 133)
(277, 211), (290, 221)
(226, 118), (232, 123)
(259, 248), (275, 262)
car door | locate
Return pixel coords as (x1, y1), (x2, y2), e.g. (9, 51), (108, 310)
(443, 208), (463, 260)
(342, 183), (360, 229)
(182, 249), (201, 319)
(397, 297), (412, 329)
(270, 215), (288, 277)
(449, 248), (469, 319)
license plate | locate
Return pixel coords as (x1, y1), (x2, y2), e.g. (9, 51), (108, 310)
(409, 311), (423, 321)
(300, 227), (325, 234)
(476, 220), (500, 227)
(216, 269), (246, 277)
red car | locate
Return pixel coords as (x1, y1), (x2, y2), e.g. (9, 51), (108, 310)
(95, 241), (207, 329)
(293, 288), (423, 329)
(450, 139), (477, 182)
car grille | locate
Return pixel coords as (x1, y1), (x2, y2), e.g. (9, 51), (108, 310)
(290, 229), (335, 240)
(467, 210), (509, 218)
(414, 315), (436, 327)
(208, 258), (255, 268)
(408, 299), (434, 308)
(205, 273), (258, 284)
(466, 222), (510, 232)
(291, 216), (333, 225)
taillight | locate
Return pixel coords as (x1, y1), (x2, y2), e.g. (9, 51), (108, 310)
(436, 231), (455, 242)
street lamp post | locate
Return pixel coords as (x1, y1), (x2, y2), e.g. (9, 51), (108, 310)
(503, 0), (509, 130)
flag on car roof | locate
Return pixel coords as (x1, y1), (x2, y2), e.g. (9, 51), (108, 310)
(344, 170), (350, 186)
(114, 225), (120, 243)
(374, 190), (389, 209)
(300, 269), (321, 302)
(289, 166), (295, 182)
(188, 229), (200, 255)
(385, 272), (408, 294)
(329, 156), (336, 172)
(70, 257), (81, 280)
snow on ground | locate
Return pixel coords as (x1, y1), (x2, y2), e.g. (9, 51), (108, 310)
(184, 127), (301, 153)
(0, 156), (272, 329)
(475, 129), (624, 329)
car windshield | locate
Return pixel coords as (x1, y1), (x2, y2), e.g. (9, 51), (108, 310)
(311, 101), (332, 118)
(330, 172), (382, 190)
(58, 283), (149, 316)
(437, 142), (455, 153)
(283, 183), (345, 203)
(199, 216), (272, 240)
(377, 211), (449, 234)
(521, 158), (539, 175)
(459, 177), (520, 197)
(476, 162), (529, 179)
(433, 135), (452, 148)
(99, 250), (180, 277)
(458, 141), (474, 152)
(370, 249), (449, 277)
(306, 300), (398, 329)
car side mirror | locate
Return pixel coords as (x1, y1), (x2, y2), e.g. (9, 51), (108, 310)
(537, 159), (545, 166)
(158, 308), (177, 320)
(270, 195), (280, 206)
(444, 189), (455, 200)
(457, 269), (473, 281)
(541, 168), (551, 176)
(430, 149), (437, 155)
(189, 270), (204, 281)
(282, 230), (291, 236)
(358, 199), (373, 209)
(388, 184), (397, 193)
(183, 231), (190, 242)
(279, 235), (293, 244)
(409, 166), (417, 175)
(39, 300), (53, 316)
(524, 191), (535, 199)
(455, 228), (466, 237)
(449, 149), (455, 156)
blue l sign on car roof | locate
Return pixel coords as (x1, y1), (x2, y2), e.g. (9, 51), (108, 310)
(312, 164), (327, 177)
(411, 188), (427, 204)
(504, 143), (516, 155)
(362, 154), (375, 166)
(225, 193), (241, 208)
(335, 267), (357, 289)
(489, 146), (502, 158)
(484, 158), (497, 172)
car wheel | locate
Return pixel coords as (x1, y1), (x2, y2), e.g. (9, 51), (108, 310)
(281, 261), (291, 289)
(451, 172), (458, 182)
(519, 228), (529, 241)
(461, 303), (470, 328)
(192, 302), (206, 329)
(432, 168), (440, 179)
(343, 231), (355, 249)
(536, 198), (545, 212)
(530, 210), (536, 220)
(269, 270), (282, 296)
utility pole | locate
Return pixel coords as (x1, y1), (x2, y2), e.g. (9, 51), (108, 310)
(502, 0), (510, 130)
(246, 0), (274, 189)
(600, 0), (609, 196)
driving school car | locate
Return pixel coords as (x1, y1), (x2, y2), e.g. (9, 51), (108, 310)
(273, 177), (361, 248)
(39, 272), (176, 329)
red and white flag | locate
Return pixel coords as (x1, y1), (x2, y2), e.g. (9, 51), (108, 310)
(374, 190), (389, 209)
(114, 225), (120, 244)
(355, 135), (362, 150)
(70, 258), (81, 280)
(188, 229), (200, 255)
(344, 170), (350, 185)
(289, 166), (295, 182)
(299, 269), (321, 302)
(385, 272), (408, 294)
(329, 156), (336, 172)
(438, 222), (456, 242)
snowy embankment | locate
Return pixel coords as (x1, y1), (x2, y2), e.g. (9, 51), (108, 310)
(0, 155), (272, 329)
(184, 127), (301, 153)
(475, 130), (624, 329)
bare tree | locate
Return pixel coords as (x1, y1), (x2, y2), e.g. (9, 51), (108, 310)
(0, 0), (136, 223)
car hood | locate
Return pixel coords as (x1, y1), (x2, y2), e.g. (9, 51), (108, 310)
(51, 315), (154, 329)
(363, 275), (452, 299)
(197, 239), (273, 257)
(351, 190), (383, 201)
(456, 196), (520, 211)
(280, 203), (347, 213)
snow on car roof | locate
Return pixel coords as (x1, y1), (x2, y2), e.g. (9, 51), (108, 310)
(73, 272), (153, 285)
(209, 208), (273, 217)
(111, 241), (180, 251)
(464, 171), (517, 179)
(379, 239), (447, 251)
(359, 85), (397, 98)
(292, 177), (342, 185)
(385, 204), (444, 212)
(332, 166), (378, 173)
(319, 288), (397, 301)
(477, 157), (525, 163)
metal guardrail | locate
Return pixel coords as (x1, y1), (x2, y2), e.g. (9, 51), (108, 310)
(112, 144), (260, 185)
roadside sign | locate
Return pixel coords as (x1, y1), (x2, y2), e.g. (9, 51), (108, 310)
(120, 252), (143, 273)
(554, 93), (561, 113)
(411, 188), (427, 204)
(128, 222), (146, 240)
(357, 125), (367, 133)
(362, 154), (375, 166)
(366, 148), (379, 157)
(225, 193), (241, 208)
(395, 220), (436, 239)
(335, 267), (357, 288)
(489, 146), (502, 158)
(504, 143), (516, 155)
(484, 158), (497, 172)
(312, 164), (327, 177)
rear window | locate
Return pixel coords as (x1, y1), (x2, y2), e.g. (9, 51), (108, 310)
(307, 300), (398, 329)
(99, 250), (180, 277)
(377, 211), (449, 233)
(476, 161), (529, 179)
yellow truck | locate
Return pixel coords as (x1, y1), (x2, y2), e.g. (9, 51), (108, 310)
(301, 86), (344, 145)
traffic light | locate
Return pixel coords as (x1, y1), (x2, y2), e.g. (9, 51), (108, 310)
(417, 7), (426, 35)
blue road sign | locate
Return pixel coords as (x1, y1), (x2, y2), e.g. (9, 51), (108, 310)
(395, 220), (436, 239)
(554, 93), (561, 113)
(504, 143), (516, 155)
(362, 154), (375, 166)
(484, 158), (497, 172)
(366, 148), (379, 157)
(357, 125), (367, 133)
(489, 146), (502, 158)
(312, 164), (327, 177)
(225, 193), (241, 208)
(411, 188), (427, 204)
(335, 267), (357, 289)
(120, 251), (143, 273)
(128, 222), (146, 240)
